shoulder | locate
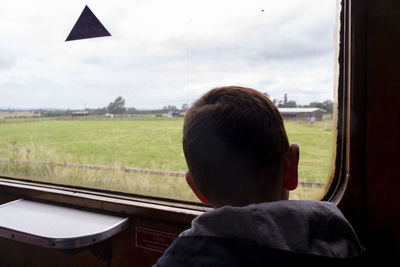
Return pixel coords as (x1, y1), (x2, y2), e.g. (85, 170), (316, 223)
(154, 236), (274, 267)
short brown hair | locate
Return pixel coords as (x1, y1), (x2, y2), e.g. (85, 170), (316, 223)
(183, 86), (289, 206)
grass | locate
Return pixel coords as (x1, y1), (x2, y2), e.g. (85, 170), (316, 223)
(285, 120), (333, 183)
(0, 111), (39, 119)
(0, 117), (333, 202)
(0, 119), (186, 170)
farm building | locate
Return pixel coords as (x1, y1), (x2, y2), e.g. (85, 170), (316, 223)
(167, 111), (181, 117)
(71, 111), (89, 117)
(278, 108), (326, 122)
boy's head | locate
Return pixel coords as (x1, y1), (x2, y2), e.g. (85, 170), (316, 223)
(183, 86), (299, 207)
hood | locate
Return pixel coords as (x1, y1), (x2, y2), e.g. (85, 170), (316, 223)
(180, 200), (363, 258)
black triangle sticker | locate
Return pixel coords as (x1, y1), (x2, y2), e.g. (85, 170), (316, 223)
(65, 5), (111, 42)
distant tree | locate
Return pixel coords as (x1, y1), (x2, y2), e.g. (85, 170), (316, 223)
(40, 110), (70, 117)
(309, 102), (323, 109)
(308, 100), (333, 113)
(87, 107), (107, 115)
(322, 100), (333, 113)
(277, 93), (297, 107)
(285, 100), (297, 107)
(126, 107), (137, 114)
(272, 99), (279, 106)
(181, 103), (189, 112)
(162, 105), (178, 111)
(263, 92), (270, 98)
(107, 96), (126, 114)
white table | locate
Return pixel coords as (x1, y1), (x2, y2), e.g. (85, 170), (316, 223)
(0, 199), (129, 249)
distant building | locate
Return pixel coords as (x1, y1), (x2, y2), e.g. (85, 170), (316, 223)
(167, 111), (181, 118)
(278, 108), (326, 122)
(71, 111), (89, 117)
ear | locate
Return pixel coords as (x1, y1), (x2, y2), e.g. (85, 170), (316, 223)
(283, 144), (299, 191)
(185, 171), (210, 205)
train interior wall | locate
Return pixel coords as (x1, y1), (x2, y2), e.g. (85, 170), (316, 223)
(363, 0), (400, 262)
(337, 0), (400, 264)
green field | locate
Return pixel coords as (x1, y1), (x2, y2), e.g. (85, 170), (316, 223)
(0, 117), (333, 201)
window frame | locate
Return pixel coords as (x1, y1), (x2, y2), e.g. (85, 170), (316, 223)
(320, 0), (348, 202)
(322, 0), (367, 208)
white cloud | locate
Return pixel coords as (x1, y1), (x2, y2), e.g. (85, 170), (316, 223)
(0, 0), (337, 109)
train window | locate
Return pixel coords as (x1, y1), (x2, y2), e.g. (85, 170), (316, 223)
(0, 0), (337, 203)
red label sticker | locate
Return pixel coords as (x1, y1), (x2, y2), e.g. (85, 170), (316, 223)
(135, 227), (178, 253)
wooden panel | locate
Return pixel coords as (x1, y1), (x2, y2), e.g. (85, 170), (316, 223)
(365, 0), (400, 263)
(0, 193), (18, 205)
(110, 216), (188, 267)
(335, 0), (400, 263)
(0, 237), (108, 267)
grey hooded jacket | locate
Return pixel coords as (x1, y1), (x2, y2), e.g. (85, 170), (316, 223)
(180, 200), (362, 257)
(155, 200), (364, 266)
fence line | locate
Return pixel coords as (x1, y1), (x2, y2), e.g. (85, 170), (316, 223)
(0, 159), (326, 188)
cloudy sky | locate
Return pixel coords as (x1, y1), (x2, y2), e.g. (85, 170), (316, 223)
(0, 0), (337, 109)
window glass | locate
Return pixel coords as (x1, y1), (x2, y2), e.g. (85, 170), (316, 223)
(0, 0), (336, 202)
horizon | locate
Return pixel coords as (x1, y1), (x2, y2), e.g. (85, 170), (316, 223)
(0, 97), (333, 112)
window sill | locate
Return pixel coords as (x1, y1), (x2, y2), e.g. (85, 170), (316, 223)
(0, 177), (207, 225)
